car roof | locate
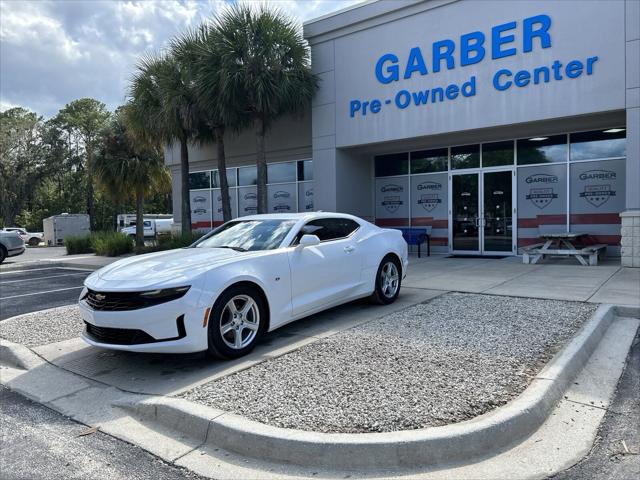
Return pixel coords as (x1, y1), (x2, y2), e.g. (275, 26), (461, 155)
(238, 212), (361, 222)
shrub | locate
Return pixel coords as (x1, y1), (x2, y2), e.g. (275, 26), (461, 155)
(91, 231), (134, 257)
(64, 235), (93, 254)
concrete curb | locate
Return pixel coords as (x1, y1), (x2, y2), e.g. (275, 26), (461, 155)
(0, 338), (45, 370)
(116, 304), (624, 470)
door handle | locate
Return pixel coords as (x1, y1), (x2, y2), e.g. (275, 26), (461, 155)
(344, 245), (355, 253)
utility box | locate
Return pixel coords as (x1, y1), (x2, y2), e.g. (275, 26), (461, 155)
(43, 214), (91, 246)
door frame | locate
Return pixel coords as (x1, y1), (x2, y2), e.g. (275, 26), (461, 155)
(448, 167), (517, 256)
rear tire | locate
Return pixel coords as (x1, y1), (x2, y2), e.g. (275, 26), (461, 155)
(28, 237), (40, 246)
(207, 284), (267, 360)
(370, 255), (401, 305)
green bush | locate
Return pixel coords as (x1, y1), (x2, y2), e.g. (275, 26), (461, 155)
(64, 235), (93, 254)
(91, 231), (134, 257)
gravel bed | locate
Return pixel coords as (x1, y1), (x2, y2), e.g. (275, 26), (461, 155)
(0, 305), (83, 347)
(181, 293), (597, 433)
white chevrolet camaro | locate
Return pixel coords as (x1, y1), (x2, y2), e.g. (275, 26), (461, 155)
(79, 213), (408, 359)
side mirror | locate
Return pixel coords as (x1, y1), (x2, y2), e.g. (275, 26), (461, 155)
(297, 234), (320, 249)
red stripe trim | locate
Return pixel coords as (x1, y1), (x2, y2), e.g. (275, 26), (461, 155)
(411, 217), (449, 228)
(517, 215), (566, 228)
(375, 218), (409, 227)
(570, 213), (621, 225)
(212, 221), (224, 227)
(192, 221), (212, 228)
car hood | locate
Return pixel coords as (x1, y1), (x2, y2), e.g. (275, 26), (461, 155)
(87, 248), (250, 290)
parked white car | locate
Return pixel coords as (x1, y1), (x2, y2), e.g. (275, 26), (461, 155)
(2, 227), (43, 246)
(79, 213), (408, 359)
(0, 230), (26, 263)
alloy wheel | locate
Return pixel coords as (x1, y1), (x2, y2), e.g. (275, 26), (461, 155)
(219, 294), (260, 349)
(380, 261), (399, 298)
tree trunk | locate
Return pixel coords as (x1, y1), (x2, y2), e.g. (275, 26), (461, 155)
(135, 190), (144, 248)
(86, 149), (95, 231)
(215, 126), (232, 223)
(255, 117), (268, 214)
(180, 138), (192, 234)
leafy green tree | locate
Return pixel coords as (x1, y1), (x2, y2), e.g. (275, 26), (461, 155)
(0, 108), (45, 227)
(214, 5), (318, 213)
(54, 98), (110, 230)
(128, 53), (201, 233)
(94, 106), (170, 247)
(170, 24), (237, 222)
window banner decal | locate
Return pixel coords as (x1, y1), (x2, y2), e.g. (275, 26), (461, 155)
(298, 182), (314, 212)
(570, 159), (625, 246)
(375, 176), (409, 226)
(212, 187), (238, 226)
(267, 183), (297, 213)
(190, 190), (212, 231)
(517, 164), (567, 247)
(410, 173), (448, 245)
(238, 186), (258, 217)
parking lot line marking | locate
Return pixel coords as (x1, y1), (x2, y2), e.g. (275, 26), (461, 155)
(0, 266), (94, 275)
(1, 272), (90, 284)
(0, 286), (84, 300)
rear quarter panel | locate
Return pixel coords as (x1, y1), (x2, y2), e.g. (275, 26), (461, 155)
(358, 227), (408, 292)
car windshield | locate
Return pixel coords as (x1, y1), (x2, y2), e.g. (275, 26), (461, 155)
(194, 219), (296, 251)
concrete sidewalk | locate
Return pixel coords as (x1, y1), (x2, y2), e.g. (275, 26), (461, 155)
(404, 255), (639, 305)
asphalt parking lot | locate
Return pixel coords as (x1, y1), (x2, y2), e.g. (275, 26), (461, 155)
(0, 266), (91, 320)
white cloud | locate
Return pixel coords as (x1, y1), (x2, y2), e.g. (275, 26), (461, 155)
(0, 0), (361, 117)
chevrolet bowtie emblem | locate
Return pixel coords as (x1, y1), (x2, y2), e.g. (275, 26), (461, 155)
(95, 293), (106, 301)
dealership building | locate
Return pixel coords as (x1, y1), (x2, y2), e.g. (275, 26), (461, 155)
(165, 0), (640, 266)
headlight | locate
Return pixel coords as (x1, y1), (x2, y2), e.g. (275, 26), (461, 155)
(79, 287), (88, 300)
(139, 286), (191, 299)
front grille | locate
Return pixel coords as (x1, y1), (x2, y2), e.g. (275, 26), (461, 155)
(83, 315), (186, 346)
(84, 323), (156, 345)
(84, 288), (187, 311)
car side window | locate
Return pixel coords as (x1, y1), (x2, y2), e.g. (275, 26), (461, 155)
(294, 218), (360, 244)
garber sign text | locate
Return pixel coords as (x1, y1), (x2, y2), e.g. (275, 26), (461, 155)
(349, 14), (599, 118)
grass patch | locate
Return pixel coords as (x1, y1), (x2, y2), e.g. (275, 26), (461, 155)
(64, 231), (134, 257)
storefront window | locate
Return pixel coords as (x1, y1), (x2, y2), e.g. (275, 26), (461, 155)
(375, 153), (408, 177)
(297, 160), (313, 181)
(411, 148), (448, 173)
(238, 166), (257, 186)
(451, 144), (480, 169)
(189, 171), (211, 189)
(482, 141), (514, 167)
(517, 135), (567, 165)
(570, 128), (626, 161)
(267, 162), (296, 184)
(212, 168), (237, 188)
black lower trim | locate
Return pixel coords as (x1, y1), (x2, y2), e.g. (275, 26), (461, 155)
(84, 315), (187, 346)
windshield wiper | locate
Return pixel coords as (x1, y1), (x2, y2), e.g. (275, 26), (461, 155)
(215, 245), (248, 252)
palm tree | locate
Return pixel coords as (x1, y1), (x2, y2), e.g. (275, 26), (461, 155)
(128, 52), (201, 233)
(95, 107), (170, 247)
(214, 4), (318, 213)
(170, 24), (238, 222)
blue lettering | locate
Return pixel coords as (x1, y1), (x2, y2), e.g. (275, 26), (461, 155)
(395, 90), (411, 109)
(445, 84), (459, 99)
(412, 90), (429, 105)
(461, 76), (476, 96)
(460, 31), (485, 66)
(349, 100), (361, 117)
(514, 70), (531, 87)
(375, 53), (399, 84)
(492, 21), (517, 59)
(431, 87), (444, 102)
(403, 47), (428, 79)
(432, 39), (455, 73)
(493, 69), (512, 90)
(523, 14), (551, 53)
(565, 60), (583, 78)
(370, 99), (382, 113)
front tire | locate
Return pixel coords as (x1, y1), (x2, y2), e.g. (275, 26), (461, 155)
(370, 255), (401, 305)
(0, 246), (6, 264)
(207, 285), (266, 360)
(28, 237), (40, 246)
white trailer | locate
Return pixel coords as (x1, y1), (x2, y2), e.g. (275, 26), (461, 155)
(43, 213), (90, 246)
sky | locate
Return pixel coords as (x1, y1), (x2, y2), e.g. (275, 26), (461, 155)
(0, 0), (361, 118)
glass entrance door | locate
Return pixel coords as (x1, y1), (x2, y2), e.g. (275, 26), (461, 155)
(482, 170), (513, 253)
(451, 173), (480, 253)
(450, 169), (514, 255)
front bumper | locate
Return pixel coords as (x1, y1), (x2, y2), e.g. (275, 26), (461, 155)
(78, 291), (210, 353)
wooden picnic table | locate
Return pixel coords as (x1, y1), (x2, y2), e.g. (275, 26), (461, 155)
(522, 232), (607, 266)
